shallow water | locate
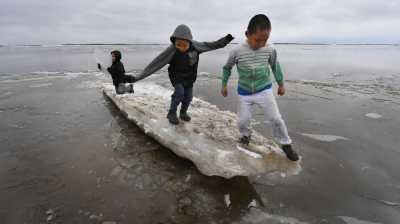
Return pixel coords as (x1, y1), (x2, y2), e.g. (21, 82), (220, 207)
(0, 45), (399, 223)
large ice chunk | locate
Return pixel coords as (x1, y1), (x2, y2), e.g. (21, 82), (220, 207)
(102, 82), (301, 178)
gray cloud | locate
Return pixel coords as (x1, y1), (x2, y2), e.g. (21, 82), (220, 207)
(1, 0), (399, 45)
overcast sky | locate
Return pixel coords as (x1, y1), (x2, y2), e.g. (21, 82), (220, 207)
(1, 0), (399, 45)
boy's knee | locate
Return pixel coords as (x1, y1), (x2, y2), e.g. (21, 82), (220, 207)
(270, 116), (284, 125)
(237, 120), (246, 128)
(172, 90), (184, 102)
(172, 92), (184, 101)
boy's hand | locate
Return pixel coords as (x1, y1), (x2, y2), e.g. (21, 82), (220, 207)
(221, 86), (228, 97)
(226, 34), (234, 42)
(277, 85), (285, 96)
(97, 63), (102, 70)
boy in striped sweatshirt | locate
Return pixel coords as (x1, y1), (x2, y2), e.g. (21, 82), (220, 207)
(221, 14), (299, 161)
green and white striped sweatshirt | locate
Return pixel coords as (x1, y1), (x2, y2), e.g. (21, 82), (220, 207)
(222, 42), (284, 94)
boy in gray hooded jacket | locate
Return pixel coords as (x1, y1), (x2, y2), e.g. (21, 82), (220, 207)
(133, 24), (234, 124)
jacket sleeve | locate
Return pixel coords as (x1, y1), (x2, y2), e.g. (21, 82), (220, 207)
(135, 45), (176, 81)
(268, 48), (284, 86)
(221, 49), (237, 88)
(192, 34), (233, 54)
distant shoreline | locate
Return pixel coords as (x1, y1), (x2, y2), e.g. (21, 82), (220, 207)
(2, 43), (398, 47)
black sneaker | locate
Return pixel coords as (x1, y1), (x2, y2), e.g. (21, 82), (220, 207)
(167, 112), (179, 125)
(179, 112), (191, 122)
(281, 145), (299, 161)
(239, 136), (251, 145)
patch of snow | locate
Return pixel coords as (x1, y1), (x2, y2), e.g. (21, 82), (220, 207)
(241, 208), (308, 224)
(300, 133), (349, 142)
(379, 200), (400, 206)
(224, 194), (231, 208)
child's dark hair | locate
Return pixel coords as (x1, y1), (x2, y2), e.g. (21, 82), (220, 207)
(247, 14), (271, 34)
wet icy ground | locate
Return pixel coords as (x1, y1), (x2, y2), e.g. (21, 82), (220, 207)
(1, 44), (400, 223)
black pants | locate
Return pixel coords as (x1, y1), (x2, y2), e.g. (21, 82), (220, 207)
(169, 83), (193, 114)
(113, 75), (135, 94)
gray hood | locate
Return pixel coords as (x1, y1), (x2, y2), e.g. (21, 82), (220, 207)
(170, 24), (193, 43)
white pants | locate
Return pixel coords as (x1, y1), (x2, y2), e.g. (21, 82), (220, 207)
(237, 88), (292, 145)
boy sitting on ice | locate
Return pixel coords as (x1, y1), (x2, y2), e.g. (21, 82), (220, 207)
(97, 50), (135, 94)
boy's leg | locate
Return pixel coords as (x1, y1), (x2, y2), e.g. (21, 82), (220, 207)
(168, 84), (185, 124)
(237, 94), (253, 140)
(121, 75), (134, 93)
(116, 83), (126, 94)
(256, 89), (298, 161)
(170, 84), (185, 113)
(115, 83), (132, 94)
(121, 75), (135, 83)
(180, 86), (193, 112)
(256, 89), (292, 145)
(180, 86), (193, 121)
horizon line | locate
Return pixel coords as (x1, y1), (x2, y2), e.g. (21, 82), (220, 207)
(1, 42), (399, 47)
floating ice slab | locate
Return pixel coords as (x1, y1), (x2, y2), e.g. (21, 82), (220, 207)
(29, 83), (52, 88)
(338, 216), (382, 224)
(301, 133), (349, 142)
(102, 82), (301, 178)
(241, 208), (308, 224)
(365, 113), (382, 119)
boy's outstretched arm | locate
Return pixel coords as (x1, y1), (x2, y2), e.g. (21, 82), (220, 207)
(269, 48), (285, 96)
(192, 34), (234, 54)
(221, 50), (236, 97)
(134, 45), (176, 82)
